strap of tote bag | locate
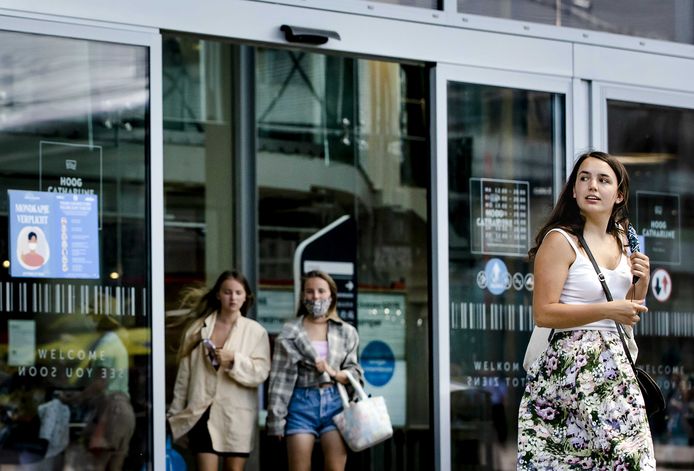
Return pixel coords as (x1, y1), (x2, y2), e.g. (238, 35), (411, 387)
(335, 370), (368, 409)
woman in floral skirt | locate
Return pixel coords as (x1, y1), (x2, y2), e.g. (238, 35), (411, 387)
(517, 151), (655, 470)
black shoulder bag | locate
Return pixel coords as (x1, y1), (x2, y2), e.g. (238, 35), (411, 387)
(577, 233), (666, 418)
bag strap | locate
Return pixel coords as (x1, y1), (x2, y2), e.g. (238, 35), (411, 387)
(335, 370), (368, 410)
(576, 233), (637, 369)
(336, 383), (351, 409)
(343, 371), (368, 401)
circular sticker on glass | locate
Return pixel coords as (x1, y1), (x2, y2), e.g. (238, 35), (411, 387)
(651, 268), (672, 302)
(524, 273), (534, 291)
(513, 273), (524, 291)
(484, 258), (510, 295)
(476, 271), (488, 289)
(360, 340), (395, 387)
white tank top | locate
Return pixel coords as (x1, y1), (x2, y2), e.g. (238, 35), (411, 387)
(547, 228), (632, 332)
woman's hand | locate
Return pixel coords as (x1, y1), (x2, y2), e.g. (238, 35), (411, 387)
(216, 348), (235, 370)
(315, 359), (351, 384)
(333, 370), (351, 384)
(630, 252), (651, 284)
(607, 299), (648, 326)
(315, 358), (334, 375)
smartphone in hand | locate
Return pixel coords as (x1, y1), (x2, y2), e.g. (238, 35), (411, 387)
(202, 338), (220, 369)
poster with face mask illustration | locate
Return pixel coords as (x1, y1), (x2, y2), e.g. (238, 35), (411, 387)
(9, 190), (100, 279)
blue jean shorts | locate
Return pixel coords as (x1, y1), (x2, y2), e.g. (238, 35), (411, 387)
(285, 385), (343, 437)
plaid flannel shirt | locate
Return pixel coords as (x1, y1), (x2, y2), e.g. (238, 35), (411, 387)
(266, 315), (362, 436)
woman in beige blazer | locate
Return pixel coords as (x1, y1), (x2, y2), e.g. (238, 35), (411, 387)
(167, 270), (271, 471)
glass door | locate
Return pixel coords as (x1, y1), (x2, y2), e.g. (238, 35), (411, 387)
(0, 18), (160, 469)
(161, 35), (434, 470)
(434, 64), (570, 471)
(255, 46), (432, 471)
(593, 83), (694, 468)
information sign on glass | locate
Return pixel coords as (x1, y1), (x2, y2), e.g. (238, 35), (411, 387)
(9, 189), (100, 279)
(469, 177), (530, 257)
(636, 191), (680, 265)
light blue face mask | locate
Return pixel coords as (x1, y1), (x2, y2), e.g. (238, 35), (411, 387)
(304, 298), (332, 317)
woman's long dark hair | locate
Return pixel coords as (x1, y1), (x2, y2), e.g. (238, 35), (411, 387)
(296, 270), (338, 317)
(528, 151), (630, 260)
(177, 270), (254, 361)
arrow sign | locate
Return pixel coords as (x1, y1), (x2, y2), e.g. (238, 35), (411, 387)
(651, 268), (672, 303)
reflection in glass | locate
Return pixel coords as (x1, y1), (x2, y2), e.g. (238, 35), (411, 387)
(0, 31), (150, 468)
(256, 47), (431, 469)
(608, 99), (694, 464)
(458, 0), (694, 45)
(447, 82), (564, 468)
(162, 34), (236, 421)
(163, 36), (235, 302)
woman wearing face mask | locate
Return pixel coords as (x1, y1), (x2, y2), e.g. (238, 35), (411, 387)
(21, 231), (45, 267)
(267, 270), (363, 471)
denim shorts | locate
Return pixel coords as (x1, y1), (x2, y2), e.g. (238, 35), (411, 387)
(285, 385), (343, 437)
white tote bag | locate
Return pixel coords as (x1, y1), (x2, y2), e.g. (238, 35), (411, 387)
(522, 326), (553, 371)
(622, 325), (639, 361)
(332, 371), (393, 452)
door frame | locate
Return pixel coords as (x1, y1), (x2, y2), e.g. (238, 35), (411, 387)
(431, 63), (572, 471)
(0, 14), (165, 469)
(591, 82), (694, 152)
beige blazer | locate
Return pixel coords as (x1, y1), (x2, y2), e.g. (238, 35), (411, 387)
(167, 313), (271, 453)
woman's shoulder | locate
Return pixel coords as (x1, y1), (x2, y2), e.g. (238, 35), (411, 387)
(537, 227), (579, 263)
(277, 317), (303, 339)
(331, 317), (359, 338)
(544, 226), (575, 241)
(543, 227), (579, 248)
(238, 316), (269, 336)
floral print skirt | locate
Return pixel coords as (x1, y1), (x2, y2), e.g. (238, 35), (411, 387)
(517, 330), (655, 470)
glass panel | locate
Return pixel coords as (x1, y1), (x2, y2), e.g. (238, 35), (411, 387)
(162, 34), (236, 462)
(458, 0), (694, 45)
(0, 31), (150, 468)
(163, 36), (235, 299)
(447, 82), (564, 468)
(608, 99), (694, 468)
(256, 47), (431, 469)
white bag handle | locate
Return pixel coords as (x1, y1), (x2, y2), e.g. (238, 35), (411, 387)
(335, 370), (367, 409)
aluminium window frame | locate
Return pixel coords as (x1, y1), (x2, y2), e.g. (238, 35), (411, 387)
(590, 82), (694, 153)
(432, 63), (573, 471)
(241, 0), (694, 59)
(5, 4), (694, 471)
